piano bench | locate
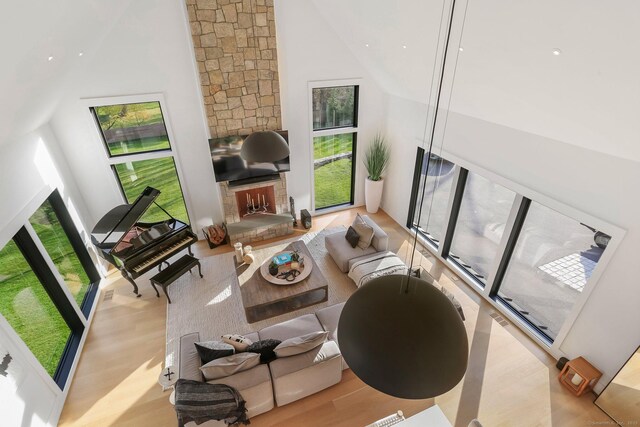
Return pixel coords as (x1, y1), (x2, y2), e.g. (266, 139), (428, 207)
(149, 255), (203, 304)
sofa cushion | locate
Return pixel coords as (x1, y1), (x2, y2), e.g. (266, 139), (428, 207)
(345, 226), (360, 248)
(221, 334), (253, 351)
(274, 331), (328, 357)
(200, 352), (260, 381)
(194, 341), (235, 365)
(361, 215), (389, 252)
(269, 340), (341, 380)
(258, 313), (323, 342)
(325, 230), (377, 273)
(352, 214), (375, 249)
(246, 339), (281, 363)
(315, 302), (345, 347)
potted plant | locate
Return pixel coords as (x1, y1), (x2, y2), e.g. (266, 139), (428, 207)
(268, 260), (279, 276)
(363, 133), (390, 213)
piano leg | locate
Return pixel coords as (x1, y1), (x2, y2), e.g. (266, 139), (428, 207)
(188, 246), (194, 256)
(120, 268), (140, 297)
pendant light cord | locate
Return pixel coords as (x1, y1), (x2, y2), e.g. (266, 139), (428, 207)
(405, 0), (458, 293)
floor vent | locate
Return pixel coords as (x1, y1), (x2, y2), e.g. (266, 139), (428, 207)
(490, 312), (509, 327)
(103, 290), (114, 301)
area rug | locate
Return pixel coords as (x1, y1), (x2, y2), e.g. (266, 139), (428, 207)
(165, 227), (353, 370)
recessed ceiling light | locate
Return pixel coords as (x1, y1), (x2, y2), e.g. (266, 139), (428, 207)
(365, 44), (369, 48)
(78, 52), (84, 57)
(552, 48), (562, 56)
(47, 56), (54, 62)
(459, 47), (464, 52)
(402, 45), (407, 49)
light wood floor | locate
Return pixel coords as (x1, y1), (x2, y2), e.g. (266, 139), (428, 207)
(58, 207), (612, 426)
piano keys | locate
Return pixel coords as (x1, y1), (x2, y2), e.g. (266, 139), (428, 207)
(90, 186), (197, 297)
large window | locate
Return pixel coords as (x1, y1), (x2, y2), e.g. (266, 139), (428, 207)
(449, 172), (516, 284)
(93, 102), (171, 157)
(0, 191), (97, 387)
(0, 240), (72, 378)
(411, 152), (456, 245)
(29, 200), (91, 306)
(311, 85), (358, 210)
(495, 202), (609, 341)
(408, 150), (614, 344)
(90, 100), (189, 223)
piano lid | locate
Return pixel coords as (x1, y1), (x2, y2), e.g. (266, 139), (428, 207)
(91, 186), (161, 248)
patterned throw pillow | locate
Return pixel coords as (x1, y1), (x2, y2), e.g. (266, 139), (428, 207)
(246, 339), (282, 363)
(351, 214), (375, 249)
(194, 341), (235, 365)
(221, 334), (253, 351)
(345, 226), (360, 248)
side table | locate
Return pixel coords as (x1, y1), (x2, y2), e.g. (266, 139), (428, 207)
(558, 356), (602, 396)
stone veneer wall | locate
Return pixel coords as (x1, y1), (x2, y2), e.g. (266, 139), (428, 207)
(185, 0), (281, 137)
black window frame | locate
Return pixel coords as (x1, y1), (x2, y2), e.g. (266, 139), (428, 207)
(406, 150), (610, 344)
(89, 101), (173, 159)
(311, 85), (359, 211)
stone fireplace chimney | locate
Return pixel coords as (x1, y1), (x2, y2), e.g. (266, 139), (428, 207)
(185, 0), (282, 138)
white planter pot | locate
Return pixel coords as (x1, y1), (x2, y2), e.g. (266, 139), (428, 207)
(365, 178), (384, 213)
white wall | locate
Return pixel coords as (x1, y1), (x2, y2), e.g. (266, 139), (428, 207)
(0, 124), (97, 426)
(275, 0), (387, 213)
(50, 0), (220, 233)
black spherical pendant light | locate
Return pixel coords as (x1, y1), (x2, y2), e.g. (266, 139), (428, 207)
(240, 131), (289, 163)
(338, 275), (468, 399)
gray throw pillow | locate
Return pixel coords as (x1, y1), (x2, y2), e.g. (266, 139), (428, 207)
(274, 331), (329, 357)
(345, 226), (360, 248)
(194, 340), (235, 365)
(351, 214), (375, 249)
(199, 352), (260, 381)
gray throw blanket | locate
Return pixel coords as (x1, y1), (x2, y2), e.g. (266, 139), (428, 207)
(174, 379), (250, 426)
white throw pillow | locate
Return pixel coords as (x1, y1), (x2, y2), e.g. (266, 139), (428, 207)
(274, 331), (329, 357)
(351, 214), (375, 249)
(199, 352), (260, 380)
(221, 334), (253, 351)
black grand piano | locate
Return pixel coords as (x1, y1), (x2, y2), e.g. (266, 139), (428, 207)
(91, 186), (198, 297)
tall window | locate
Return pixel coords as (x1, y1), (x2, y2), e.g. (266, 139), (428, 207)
(407, 150), (614, 344)
(495, 202), (609, 341)
(311, 85), (358, 210)
(0, 240), (72, 378)
(411, 152), (456, 246)
(91, 101), (189, 223)
(29, 200), (91, 306)
(0, 192), (97, 387)
(449, 172), (516, 284)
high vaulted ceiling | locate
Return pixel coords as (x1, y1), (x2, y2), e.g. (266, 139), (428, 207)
(0, 0), (133, 145)
(312, 0), (640, 162)
(2, 0), (640, 162)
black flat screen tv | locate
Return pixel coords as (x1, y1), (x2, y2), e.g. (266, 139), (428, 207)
(209, 131), (290, 184)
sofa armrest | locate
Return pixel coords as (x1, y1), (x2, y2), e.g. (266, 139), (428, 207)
(179, 332), (204, 382)
(362, 215), (388, 251)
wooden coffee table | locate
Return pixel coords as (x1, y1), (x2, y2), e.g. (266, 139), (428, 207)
(234, 240), (328, 323)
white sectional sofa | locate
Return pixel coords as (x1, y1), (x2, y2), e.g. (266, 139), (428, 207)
(178, 303), (346, 425)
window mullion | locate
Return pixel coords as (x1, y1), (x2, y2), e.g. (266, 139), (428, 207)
(312, 127), (358, 138)
(438, 166), (467, 258)
(482, 194), (525, 297)
(488, 197), (531, 298)
(106, 150), (174, 165)
(21, 224), (87, 328)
